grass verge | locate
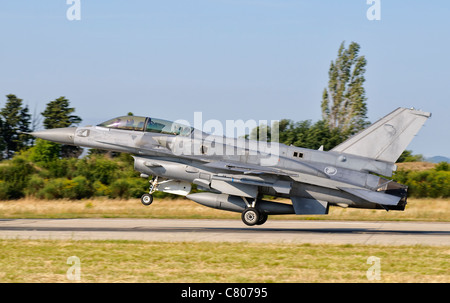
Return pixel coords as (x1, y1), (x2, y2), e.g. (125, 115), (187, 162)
(0, 239), (448, 283)
(0, 197), (448, 221)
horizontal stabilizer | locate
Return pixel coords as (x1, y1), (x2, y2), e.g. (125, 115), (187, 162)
(338, 187), (401, 206)
(331, 108), (431, 163)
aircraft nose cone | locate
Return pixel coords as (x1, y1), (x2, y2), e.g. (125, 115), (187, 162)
(30, 127), (77, 145)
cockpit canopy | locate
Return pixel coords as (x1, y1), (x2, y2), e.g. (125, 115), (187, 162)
(97, 116), (193, 136)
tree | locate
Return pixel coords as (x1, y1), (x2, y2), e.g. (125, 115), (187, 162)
(42, 96), (82, 129)
(0, 118), (4, 160)
(41, 96), (82, 158)
(247, 118), (347, 152)
(0, 94), (32, 159)
(397, 150), (424, 163)
(28, 138), (61, 164)
(17, 104), (33, 148)
(321, 41), (369, 135)
(303, 120), (346, 151)
(245, 42), (371, 152)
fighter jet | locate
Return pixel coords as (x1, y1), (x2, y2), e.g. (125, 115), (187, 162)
(30, 108), (431, 226)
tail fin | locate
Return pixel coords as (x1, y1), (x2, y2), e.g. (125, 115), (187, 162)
(331, 108), (431, 163)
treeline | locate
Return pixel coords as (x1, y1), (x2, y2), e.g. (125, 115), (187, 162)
(393, 162), (450, 198)
(0, 94), (33, 159)
(0, 150), (153, 200)
(250, 119), (349, 151)
(0, 148), (447, 200)
(0, 94), (82, 160)
(0, 93), (154, 200)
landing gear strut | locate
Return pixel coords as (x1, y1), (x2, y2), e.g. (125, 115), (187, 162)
(140, 176), (158, 206)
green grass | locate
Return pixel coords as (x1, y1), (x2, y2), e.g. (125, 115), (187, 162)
(0, 239), (448, 283)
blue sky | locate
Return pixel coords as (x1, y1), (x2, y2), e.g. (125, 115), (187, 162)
(0, 0), (449, 158)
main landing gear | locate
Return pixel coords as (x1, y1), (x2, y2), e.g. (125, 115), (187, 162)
(140, 177), (158, 206)
(241, 207), (268, 226)
(240, 197), (268, 226)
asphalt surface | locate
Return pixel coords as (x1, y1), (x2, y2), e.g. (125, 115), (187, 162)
(0, 218), (449, 246)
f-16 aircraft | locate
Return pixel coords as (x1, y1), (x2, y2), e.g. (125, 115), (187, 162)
(30, 107), (431, 226)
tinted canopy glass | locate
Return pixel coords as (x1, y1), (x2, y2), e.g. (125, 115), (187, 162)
(98, 116), (147, 131)
(98, 116), (193, 136)
(146, 118), (193, 136)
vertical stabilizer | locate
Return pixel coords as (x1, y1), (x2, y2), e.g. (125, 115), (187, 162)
(331, 108), (431, 163)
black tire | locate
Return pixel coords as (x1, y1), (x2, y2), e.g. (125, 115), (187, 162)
(241, 208), (260, 226)
(256, 213), (268, 225)
(141, 193), (153, 206)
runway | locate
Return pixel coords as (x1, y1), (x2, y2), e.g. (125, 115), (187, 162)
(0, 218), (449, 246)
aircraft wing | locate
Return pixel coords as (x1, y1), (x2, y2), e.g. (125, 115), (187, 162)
(200, 162), (295, 198)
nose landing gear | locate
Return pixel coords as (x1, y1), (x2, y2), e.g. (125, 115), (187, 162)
(140, 193), (153, 206)
(140, 176), (159, 206)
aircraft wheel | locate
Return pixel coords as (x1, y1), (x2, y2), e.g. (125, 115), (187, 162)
(241, 208), (260, 226)
(141, 193), (153, 206)
(256, 213), (268, 225)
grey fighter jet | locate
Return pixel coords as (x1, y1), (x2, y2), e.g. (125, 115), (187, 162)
(30, 108), (431, 226)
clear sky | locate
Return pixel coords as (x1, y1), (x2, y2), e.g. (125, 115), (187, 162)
(0, 1), (449, 158)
